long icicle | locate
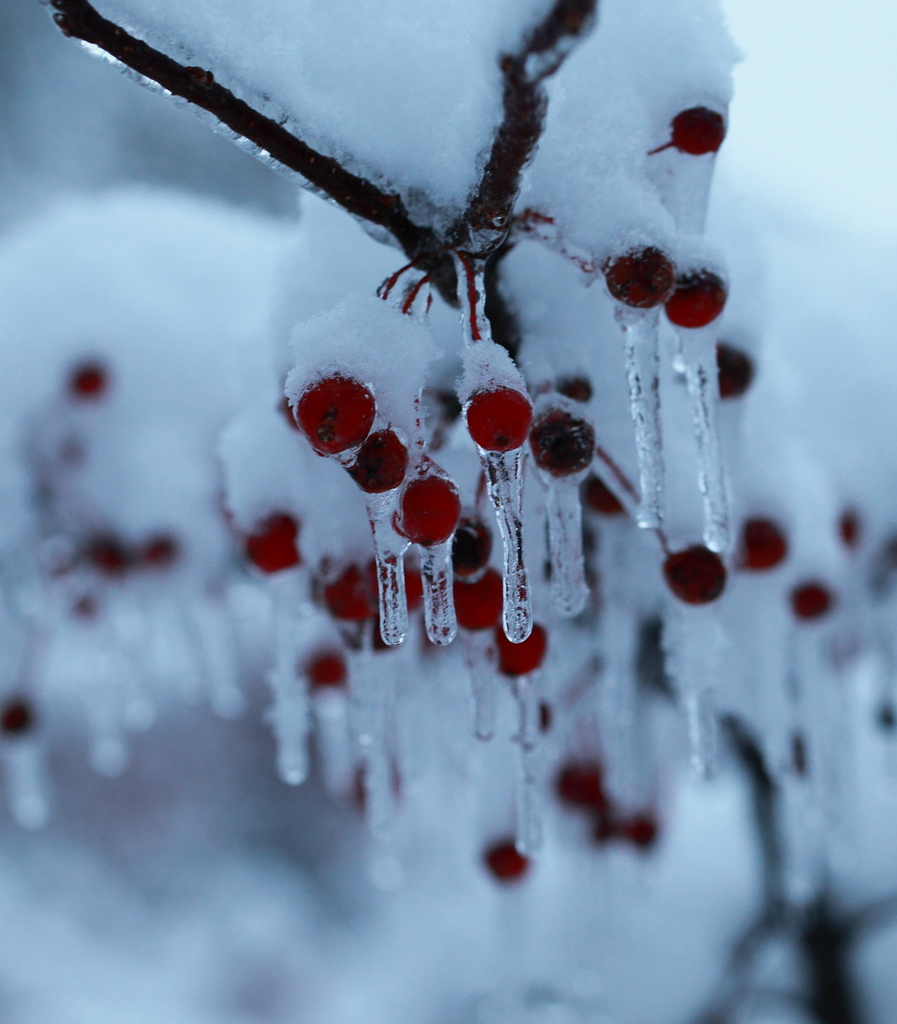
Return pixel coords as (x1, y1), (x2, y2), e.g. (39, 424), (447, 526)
(365, 491), (410, 646)
(512, 672), (543, 855)
(420, 539), (457, 646)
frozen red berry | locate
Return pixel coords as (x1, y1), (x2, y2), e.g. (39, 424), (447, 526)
(556, 762), (608, 814)
(396, 475), (461, 547)
(791, 582), (833, 621)
(657, 107), (726, 155)
(295, 375), (376, 456)
(86, 535), (129, 576)
(348, 429), (408, 493)
(839, 509), (861, 550)
(323, 563), (377, 621)
(603, 247), (675, 309)
(466, 388), (533, 452)
(664, 271), (727, 329)
(741, 518), (788, 571)
(717, 343), (754, 399)
(306, 652), (347, 688)
(584, 474), (625, 515)
(663, 546), (726, 604)
(484, 840), (529, 882)
(495, 623), (547, 676)
(454, 568), (503, 631)
(1, 698), (33, 736)
(69, 361), (108, 400)
(556, 376), (592, 403)
(621, 814), (658, 849)
(139, 534), (179, 569)
(452, 515), (492, 579)
(530, 409), (595, 477)
(245, 513), (300, 573)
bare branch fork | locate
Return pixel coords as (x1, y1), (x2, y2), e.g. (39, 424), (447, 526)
(45, 0), (597, 304)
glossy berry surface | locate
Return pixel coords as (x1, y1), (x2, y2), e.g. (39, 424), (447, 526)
(245, 513), (300, 574)
(663, 546), (726, 604)
(139, 534), (179, 569)
(396, 475), (461, 547)
(454, 568), (503, 631)
(664, 271), (727, 329)
(556, 376), (592, 403)
(323, 563), (377, 621)
(495, 623), (547, 676)
(1, 699), (34, 736)
(451, 515), (492, 579)
(295, 375), (375, 456)
(839, 509), (861, 549)
(466, 388), (533, 452)
(348, 429), (408, 493)
(584, 474), (625, 515)
(86, 536), (129, 576)
(556, 762), (608, 813)
(741, 518), (788, 571)
(530, 409), (595, 477)
(483, 841), (529, 882)
(670, 107), (726, 155)
(69, 361), (108, 400)
(306, 652), (347, 688)
(791, 582), (833, 621)
(603, 247), (675, 309)
(717, 343), (754, 399)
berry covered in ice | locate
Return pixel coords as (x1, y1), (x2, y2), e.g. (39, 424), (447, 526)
(138, 534), (179, 569)
(396, 475), (461, 547)
(465, 388), (533, 452)
(245, 514), (301, 574)
(839, 509), (861, 549)
(69, 361), (108, 400)
(323, 563), (377, 621)
(85, 535), (129, 576)
(495, 623), (547, 676)
(650, 107), (726, 156)
(529, 408), (595, 477)
(483, 840), (529, 882)
(306, 652), (347, 689)
(603, 247), (675, 309)
(556, 376), (592, 403)
(620, 814), (659, 849)
(664, 271), (727, 329)
(0, 699), (34, 736)
(663, 546), (726, 604)
(294, 375), (376, 456)
(348, 429), (409, 493)
(791, 582), (834, 621)
(583, 474), (625, 515)
(454, 568), (503, 631)
(741, 518), (788, 571)
(556, 762), (608, 813)
(452, 515), (493, 579)
(717, 343), (754, 399)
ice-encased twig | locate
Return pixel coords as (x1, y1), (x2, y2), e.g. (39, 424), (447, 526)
(420, 539), (457, 646)
(483, 449), (532, 643)
(682, 327), (730, 553)
(461, 628), (497, 740)
(1, 741), (50, 829)
(365, 491), (410, 647)
(512, 673), (543, 855)
(616, 306), (665, 529)
(544, 474), (589, 617)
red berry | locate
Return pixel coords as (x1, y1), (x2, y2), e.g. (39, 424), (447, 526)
(454, 568), (503, 631)
(139, 534), (179, 569)
(295, 375), (375, 456)
(556, 762), (608, 814)
(396, 475), (461, 547)
(717, 343), (754, 399)
(484, 840), (529, 882)
(348, 430), (408, 493)
(663, 546), (726, 604)
(741, 518), (788, 571)
(495, 623), (547, 676)
(1, 699), (33, 736)
(452, 515), (493, 579)
(245, 513), (300, 574)
(603, 247), (675, 309)
(791, 582), (833, 621)
(323, 563), (377, 621)
(556, 376), (592, 403)
(584, 474), (625, 516)
(306, 652), (347, 688)
(69, 361), (108, 400)
(86, 536), (129, 576)
(670, 107), (726, 155)
(664, 271), (727, 329)
(621, 814), (658, 849)
(529, 409), (595, 477)
(839, 509), (861, 550)
(466, 388), (533, 452)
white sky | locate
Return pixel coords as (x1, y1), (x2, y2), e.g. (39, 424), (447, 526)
(719, 0), (897, 242)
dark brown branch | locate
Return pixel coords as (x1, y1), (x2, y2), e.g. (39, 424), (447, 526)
(454, 0), (598, 255)
(45, 0), (438, 260)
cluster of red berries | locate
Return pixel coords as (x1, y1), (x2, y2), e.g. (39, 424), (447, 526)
(556, 761), (659, 850)
(81, 532), (180, 578)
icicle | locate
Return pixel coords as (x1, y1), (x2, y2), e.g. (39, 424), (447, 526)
(348, 647), (396, 837)
(483, 449), (532, 642)
(511, 673), (543, 855)
(616, 305), (664, 529)
(598, 599), (640, 805)
(109, 597), (155, 730)
(682, 326), (730, 553)
(683, 686), (717, 779)
(545, 478), (588, 616)
(461, 629), (497, 741)
(191, 598), (245, 720)
(312, 686), (355, 797)
(1, 740), (50, 829)
(266, 576), (312, 786)
(420, 539), (457, 646)
(365, 491), (410, 647)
